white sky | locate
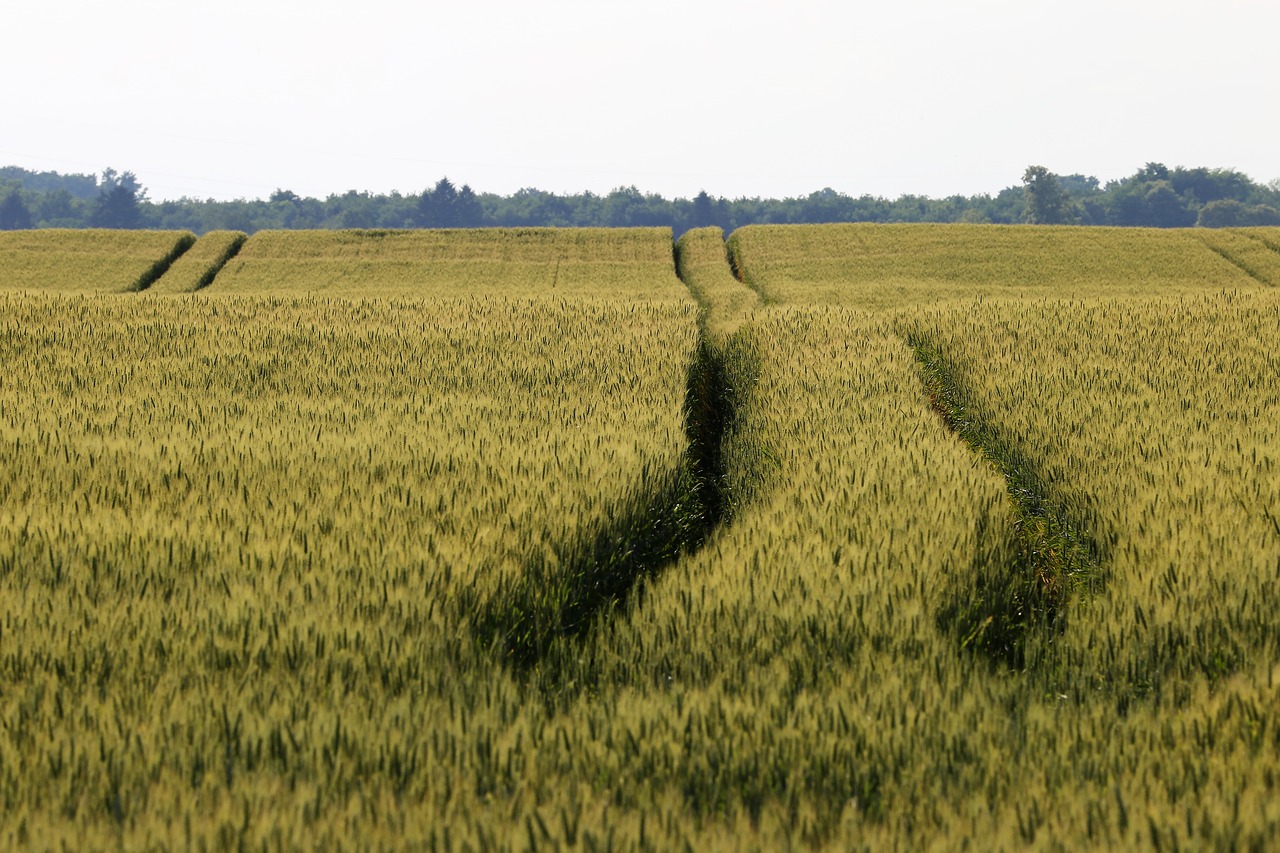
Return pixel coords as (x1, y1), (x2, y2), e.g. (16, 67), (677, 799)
(3, 0), (1277, 202)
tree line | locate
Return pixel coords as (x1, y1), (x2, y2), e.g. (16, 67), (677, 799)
(3, 164), (1278, 235)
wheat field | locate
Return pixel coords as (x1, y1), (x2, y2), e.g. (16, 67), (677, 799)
(1, 223), (1278, 849)
(147, 230), (247, 293)
(728, 222), (1276, 308)
(0, 229), (195, 293)
(212, 227), (690, 300)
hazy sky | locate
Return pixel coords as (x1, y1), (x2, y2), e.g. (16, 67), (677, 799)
(3, 0), (1277, 202)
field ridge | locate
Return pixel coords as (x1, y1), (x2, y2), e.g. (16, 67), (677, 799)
(489, 235), (753, 676)
(149, 231), (247, 293)
(905, 333), (1105, 665)
(132, 233), (196, 291)
(1195, 233), (1279, 287)
(474, 346), (730, 673)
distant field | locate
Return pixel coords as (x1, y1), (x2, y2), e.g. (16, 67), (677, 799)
(148, 230), (246, 293)
(0, 229), (195, 293)
(211, 227), (690, 299)
(728, 222), (1279, 308)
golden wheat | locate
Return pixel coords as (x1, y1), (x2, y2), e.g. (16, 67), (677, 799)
(148, 230), (247, 293)
(213, 227), (690, 300)
(0, 229), (195, 293)
(729, 222), (1275, 308)
(3, 222), (1280, 849)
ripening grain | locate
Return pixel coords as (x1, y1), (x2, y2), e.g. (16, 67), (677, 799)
(537, 299), (1280, 848)
(148, 230), (247, 293)
(4, 221), (1280, 849)
(213, 227), (691, 300)
(730, 222), (1271, 308)
(902, 292), (1280, 688)
(675, 226), (759, 337)
(0, 255), (698, 847)
(0, 229), (196, 293)
(1195, 228), (1280, 286)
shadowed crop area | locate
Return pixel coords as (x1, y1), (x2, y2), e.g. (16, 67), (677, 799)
(1, 224), (1279, 849)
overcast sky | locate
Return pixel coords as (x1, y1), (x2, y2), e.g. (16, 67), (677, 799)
(3, 0), (1277, 202)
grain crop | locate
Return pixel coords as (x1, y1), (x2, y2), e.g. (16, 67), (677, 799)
(148, 230), (247, 293)
(728, 222), (1273, 308)
(0, 229), (195, 293)
(213, 227), (690, 300)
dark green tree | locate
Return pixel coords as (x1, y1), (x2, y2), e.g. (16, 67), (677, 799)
(90, 169), (146, 228)
(0, 189), (34, 230)
(691, 190), (715, 228)
(1171, 167), (1253, 205)
(1136, 162), (1170, 182)
(1021, 166), (1071, 224)
(91, 185), (142, 228)
(455, 184), (485, 227)
(35, 189), (80, 226)
(1197, 199), (1280, 227)
(604, 186), (645, 227)
(1143, 181), (1196, 227)
(333, 190), (379, 228)
(417, 177), (459, 227)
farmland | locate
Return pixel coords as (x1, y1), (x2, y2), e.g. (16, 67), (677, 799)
(727, 222), (1280, 307)
(211, 228), (689, 300)
(1, 224), (1279, 848)
(0, 229), (194, 293)
(146, 230), (246, 293)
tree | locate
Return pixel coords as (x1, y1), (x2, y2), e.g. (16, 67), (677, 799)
(1170, 167), (1252, 205)
(1021, 166), (1070, 224)
(1105, 180), (1147, 226)
(1197, 199), (1280, 228)
(604, 186), (646, 227)
(0, 189), (34, 230)
(417, 177), (459, 227)
(1057, 174), (1101, 196)
(1136, 162), (1170, 182)
(91, 185), (142, 228)
(90, 168), (146, 228)
(692, 190), (715, 228)
(332, 190), (378, 228)
(1143, 181), (1196, 228)
(98, 168), (147, 201)
(0, 165), (98, 199)
(455, 184), (485, 227)
(795, 188), (862, 224)
(35, 189), (79, 227)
